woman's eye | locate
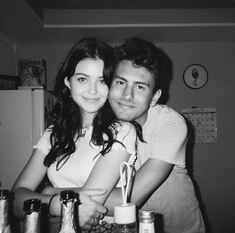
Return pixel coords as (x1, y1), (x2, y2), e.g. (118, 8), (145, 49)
(77, 77), (87, 83)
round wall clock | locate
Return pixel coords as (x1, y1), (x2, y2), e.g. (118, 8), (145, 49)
(183, 64), (208, 89)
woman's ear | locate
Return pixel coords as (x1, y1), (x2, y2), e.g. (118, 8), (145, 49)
(150, 89), (162, 107)
(64, 77), (71, 89)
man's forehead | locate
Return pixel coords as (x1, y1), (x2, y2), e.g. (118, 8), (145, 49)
(115, 61), (154, 83)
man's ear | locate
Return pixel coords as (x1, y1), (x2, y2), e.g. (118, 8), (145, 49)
(150, 89), (162, 107)
(64, 77), (71, 89)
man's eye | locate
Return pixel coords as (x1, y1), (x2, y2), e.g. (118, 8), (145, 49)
(136, 85), (145, 90)
(99, 78), (106, 84)
(116, 80), (124, 85)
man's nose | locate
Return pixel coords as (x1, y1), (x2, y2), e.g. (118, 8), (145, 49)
(123, 85), (134, 100)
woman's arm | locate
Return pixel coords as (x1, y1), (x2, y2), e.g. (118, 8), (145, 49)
(12, 148), (107, 230)
(11, 149), (51, 218)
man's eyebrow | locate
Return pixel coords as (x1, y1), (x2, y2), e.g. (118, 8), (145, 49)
(136, 81), (151, 87)
(114, 75), (125, 80)
(114, 75), (151, 87)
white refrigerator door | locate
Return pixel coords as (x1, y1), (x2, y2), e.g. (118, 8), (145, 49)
(0, 90), (41, 189)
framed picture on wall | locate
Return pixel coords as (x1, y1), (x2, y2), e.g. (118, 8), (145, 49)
(18, 59), (47, 89)
(0, 75), (20, 90)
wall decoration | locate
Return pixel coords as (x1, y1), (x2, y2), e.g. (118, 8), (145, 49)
(18, 59), (47, 89)
(182, 107), (218, 143)
(0, 75), (20, 90)
(183, 64), (208, 89)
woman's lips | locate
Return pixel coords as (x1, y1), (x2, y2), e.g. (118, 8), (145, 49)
(83, 97), (99, 103)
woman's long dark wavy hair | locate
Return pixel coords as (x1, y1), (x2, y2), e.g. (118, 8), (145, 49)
(44, 38), (118, 170)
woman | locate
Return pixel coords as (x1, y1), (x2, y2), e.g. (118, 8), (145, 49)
(12, 38), (137, 232)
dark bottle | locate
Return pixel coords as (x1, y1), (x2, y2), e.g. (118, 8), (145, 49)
(23, 199), (41, 233)
(113, 203), (137, 233)
(58, 190), (78, 233)
(138, 210), (155, 233)
(0, 189), (11, 233)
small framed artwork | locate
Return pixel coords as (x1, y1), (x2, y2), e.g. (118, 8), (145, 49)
(183, 64), (208, 89)
(0, 75), (20, 90)
(18, 59), (47, 89)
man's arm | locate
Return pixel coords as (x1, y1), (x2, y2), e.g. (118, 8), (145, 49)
(105, 158), (173, 215)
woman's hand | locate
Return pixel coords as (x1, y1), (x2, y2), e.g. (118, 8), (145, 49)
(78, 189), (107, 230)
(47, 187), (107, 230)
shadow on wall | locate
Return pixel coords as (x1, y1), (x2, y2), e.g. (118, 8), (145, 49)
(184, 118), (212, 233)
(155, 46), (173, 105)
(155, 46), (212, 233)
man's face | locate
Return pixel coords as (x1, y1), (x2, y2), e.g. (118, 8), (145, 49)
(109, 60), (161, 125)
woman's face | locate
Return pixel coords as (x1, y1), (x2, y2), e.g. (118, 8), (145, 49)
(64, 58), (108, 123)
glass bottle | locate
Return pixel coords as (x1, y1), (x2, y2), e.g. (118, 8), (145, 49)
(113, 203), (137, 233)
(0, 189), (11, 233)
(58, 190), (78, 233)
(138, 210), (155, 233)
(23, 199), (41, 233)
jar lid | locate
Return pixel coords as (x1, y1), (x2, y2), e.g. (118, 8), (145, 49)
(114, 203), (136, 224)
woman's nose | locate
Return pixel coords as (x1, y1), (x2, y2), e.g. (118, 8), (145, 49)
(88, 83), (97, 94)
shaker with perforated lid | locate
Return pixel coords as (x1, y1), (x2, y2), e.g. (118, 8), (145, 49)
(138, 210), (155, 233)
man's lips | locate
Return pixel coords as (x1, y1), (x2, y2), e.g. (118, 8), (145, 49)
(116, 101), (136, 108)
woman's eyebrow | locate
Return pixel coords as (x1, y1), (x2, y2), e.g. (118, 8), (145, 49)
(74, 72), (89, 77)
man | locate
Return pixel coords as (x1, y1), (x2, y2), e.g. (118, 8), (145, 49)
(106, 37), (205, 233)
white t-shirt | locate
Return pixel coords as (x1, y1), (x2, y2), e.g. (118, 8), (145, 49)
(34, 121), (137, 188)
(136, 105), (205, 233)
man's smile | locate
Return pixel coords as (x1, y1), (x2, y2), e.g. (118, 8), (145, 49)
(115, 100), (136, 109)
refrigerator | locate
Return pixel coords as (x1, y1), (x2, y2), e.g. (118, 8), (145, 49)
(0, 88), (55, 189)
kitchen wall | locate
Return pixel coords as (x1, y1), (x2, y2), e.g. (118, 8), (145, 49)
(0, 34), (16, 75)
(1, 39), (234, 233)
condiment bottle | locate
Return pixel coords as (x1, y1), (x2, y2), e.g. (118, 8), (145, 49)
(0, 189), (11, 233)
(58, 190), (78, 233)
(23, 199), (41, 233)
(113, 162), (137, 233)
(114, 203), (137, 233)
(138, 210), (155, 233)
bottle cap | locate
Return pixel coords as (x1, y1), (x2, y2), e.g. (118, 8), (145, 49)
(0, 189), (10, 200)
(60, 190), (76, 201)
(139, 210), (155, 221)
(23, 199), (41, 214)
(114, 203), (136, 224)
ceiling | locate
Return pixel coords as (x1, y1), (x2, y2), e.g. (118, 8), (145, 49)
(42, 0), (235, 9)
(0, 0), (235, 44)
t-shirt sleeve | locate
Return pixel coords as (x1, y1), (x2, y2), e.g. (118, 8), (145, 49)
(111, 122), (137, 164)
(33, 128), (52, 155)
(150, 117), (187, 166)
